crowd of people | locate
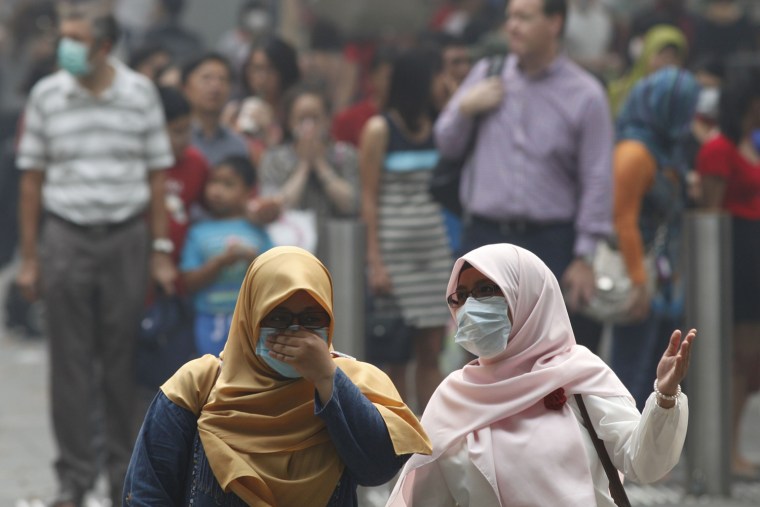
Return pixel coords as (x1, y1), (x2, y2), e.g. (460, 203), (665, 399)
(0, 0), (759, 506)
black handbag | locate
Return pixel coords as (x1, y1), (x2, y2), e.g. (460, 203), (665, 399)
(365, 293), (414, 364)
(430, 55), (506, 216)
(429, 156), (468, 216)
(135, 293), (197, 389)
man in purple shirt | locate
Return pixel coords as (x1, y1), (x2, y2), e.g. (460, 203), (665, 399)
(435, 0), (613, 350)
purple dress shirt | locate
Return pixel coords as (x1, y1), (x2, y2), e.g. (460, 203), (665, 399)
(434, 54), (613, 257)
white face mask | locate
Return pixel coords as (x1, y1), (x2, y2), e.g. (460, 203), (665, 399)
(454, 297), (512, 358)
(696, 87), (720, 121)
(244, 10), (271, 33)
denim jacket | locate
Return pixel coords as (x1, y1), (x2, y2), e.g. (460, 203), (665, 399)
(123, 368), (409, 506)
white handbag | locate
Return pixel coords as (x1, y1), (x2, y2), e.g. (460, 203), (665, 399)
(579, 240), (658, 324)
(579, 226), (666, 324)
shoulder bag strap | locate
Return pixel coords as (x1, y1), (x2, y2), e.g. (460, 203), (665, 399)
(461, 56), (505, 157)
(461, 54), (507, 223)
(574, 394), (632, 507)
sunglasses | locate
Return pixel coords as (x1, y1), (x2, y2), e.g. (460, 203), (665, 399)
(261, 309), (331, 330)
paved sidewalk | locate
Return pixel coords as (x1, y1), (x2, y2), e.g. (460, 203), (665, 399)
(1, 263), (759, 507)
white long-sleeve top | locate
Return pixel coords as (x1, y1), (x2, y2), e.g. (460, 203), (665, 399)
(409, 392), (688, 507)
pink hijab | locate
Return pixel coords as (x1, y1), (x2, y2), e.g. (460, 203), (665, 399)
(387, 244), (632, 506)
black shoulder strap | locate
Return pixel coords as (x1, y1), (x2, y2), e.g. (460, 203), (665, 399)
(486, 53), (506, 77)
(574, 394), (632, 507)
(460, 54), (508, 216)
(464, 54), (505, 149)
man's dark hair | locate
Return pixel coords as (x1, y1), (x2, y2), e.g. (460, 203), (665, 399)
(542, 0), (567, 35)
(158, 86), (191, 123)
(181, 52), (234, 85)
(719, 70), (760, 145)
(217, 155), (257, 187)
(61, 7), (121, 48)
(129, 44), (170, 71)
(92, 14), (121, 46)
(543, 0), (567, 16)
(160, 0), (186, 18)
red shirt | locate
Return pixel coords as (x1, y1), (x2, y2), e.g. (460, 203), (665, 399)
(331, 99), (378, 147)
(697, 135), (760, 220)
(429, 4), (458, 31)
(342, 41), (379, 108)
(166, 146), (210, 262)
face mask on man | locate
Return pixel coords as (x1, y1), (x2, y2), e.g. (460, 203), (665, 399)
(696, 87), (720, 123)
(255, 324), (329, 378)
(244, 10), (271, 34)
(454, 297), (512, 358)
(57, 37), (92, 77)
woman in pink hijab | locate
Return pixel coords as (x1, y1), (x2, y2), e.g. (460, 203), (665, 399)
(386, 244), (695, 506)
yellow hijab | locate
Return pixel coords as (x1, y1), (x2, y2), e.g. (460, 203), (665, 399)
(608, 24), (688, 116)
(162, 246), (431, 507)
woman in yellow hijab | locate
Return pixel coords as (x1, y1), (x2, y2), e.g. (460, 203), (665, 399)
(123, 246), (431, 506)
(608, 24), (688, 116)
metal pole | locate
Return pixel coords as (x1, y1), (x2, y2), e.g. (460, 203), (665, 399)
(323, 219), (366, 360)
(683, 211), (732, 497)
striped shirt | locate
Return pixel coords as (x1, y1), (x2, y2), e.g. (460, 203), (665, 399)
(17, 59), (174, 225)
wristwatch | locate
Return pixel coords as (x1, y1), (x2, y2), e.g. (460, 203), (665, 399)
(152, 237), (174, 255)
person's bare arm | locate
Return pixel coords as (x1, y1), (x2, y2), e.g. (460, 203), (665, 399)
(279, 159), (311, 208)
(16, 170), (45, 301)
(182, 256), (228, 293)
(314, 156), (357, 214)
(148, 170), (170, 243)
(359, 116), (391, 294)
(246, 196), (283, 226)
(148, 170), (177, 294)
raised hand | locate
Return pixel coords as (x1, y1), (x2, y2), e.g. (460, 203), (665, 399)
(655, 329), (696, 406)
(247, 196), (282, 226)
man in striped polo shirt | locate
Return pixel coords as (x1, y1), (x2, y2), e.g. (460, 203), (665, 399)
(15, 6), (175, 507)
